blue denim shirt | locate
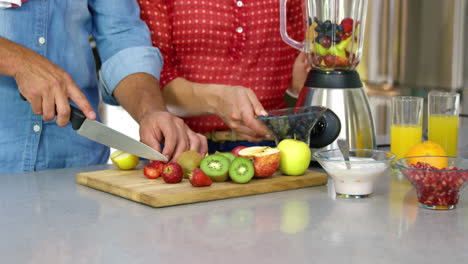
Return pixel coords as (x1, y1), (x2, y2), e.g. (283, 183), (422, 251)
(0, 0), (163, 174)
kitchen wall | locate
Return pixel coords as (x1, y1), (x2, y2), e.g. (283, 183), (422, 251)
(361, 0), (466, 146)
(100, 104), (139, 163)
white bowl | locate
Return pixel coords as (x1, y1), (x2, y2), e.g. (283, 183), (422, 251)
(313, 149), (396, 198)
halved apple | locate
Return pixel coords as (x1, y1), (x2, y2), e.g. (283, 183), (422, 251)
(238, 146), (280, 178)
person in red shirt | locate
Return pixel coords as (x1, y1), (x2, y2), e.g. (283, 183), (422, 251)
(139, 0), (309, 152)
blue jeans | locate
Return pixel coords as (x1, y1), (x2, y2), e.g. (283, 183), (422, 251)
(207, 140), (276, 154)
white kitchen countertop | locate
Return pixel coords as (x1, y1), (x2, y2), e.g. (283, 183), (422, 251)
(0, 115), (466, 264)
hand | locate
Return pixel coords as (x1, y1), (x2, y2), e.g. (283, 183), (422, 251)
(288, 52), (311, 97)
(201, 84), (270, 142)
(14, 46), (95, 126)
(138, 110), (208, 161)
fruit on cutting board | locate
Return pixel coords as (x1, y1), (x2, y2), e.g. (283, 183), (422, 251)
(231, 146), (247, 157)
(110, 150), (139, 170)
(229, 157), (255, 184)
(216, 152), (236, 163)
(238, 146), (280, 178)
(143, 160), (165, 179)
(189, 168), (212, 187)
(200, 154), (230, 182)
(277, 139), (311, 176)
(404, 141), (448, 169)
(177, 150), (203, 178)
(162, 162), (183, 183)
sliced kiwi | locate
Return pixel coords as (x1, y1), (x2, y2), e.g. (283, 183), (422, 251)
(217, 152), (236, 163)
(229, 157), (255, 184)
(177, 150), (203, 178)
(200, 154), (230, 182)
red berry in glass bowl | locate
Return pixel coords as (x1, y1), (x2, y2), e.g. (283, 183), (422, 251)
(395, 157), (468, 210)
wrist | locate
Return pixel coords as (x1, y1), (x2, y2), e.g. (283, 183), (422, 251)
(114, 73), (168, 123)
(0, 37), (24, 77)
(286, 86), (299, 99)
(193, 83), (220, 115)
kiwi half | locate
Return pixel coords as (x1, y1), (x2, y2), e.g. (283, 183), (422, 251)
(177, 150), (203, 178)
(229, 157), (255, 184)
(217, 152), (236, 163)
(200, 154), (230, 182)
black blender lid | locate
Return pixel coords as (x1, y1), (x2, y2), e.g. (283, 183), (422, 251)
(304, 70), (362, 89)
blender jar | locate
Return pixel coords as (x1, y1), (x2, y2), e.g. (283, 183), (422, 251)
(280, 0), (368, 71)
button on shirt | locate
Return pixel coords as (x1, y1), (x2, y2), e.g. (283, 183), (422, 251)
(0, 0), (163, 174)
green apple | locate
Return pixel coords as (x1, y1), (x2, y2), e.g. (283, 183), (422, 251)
(276, 139), (311, 176)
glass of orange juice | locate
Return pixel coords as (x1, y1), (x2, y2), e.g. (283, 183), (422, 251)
(428, 91), (460, 156)
(390, 96), (424, 161)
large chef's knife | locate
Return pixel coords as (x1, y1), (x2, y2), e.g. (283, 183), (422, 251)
(70, 106), (168, 162)
(21, 95), (168, 162)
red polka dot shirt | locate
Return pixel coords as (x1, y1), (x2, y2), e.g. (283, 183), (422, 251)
(139, 0), (304, 133)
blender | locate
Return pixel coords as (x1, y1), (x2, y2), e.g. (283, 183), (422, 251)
(280, 0), (376, 153)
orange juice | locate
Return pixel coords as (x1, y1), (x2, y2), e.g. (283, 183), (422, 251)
(428, 115), (459, 156)
(390, 124), (422, 160)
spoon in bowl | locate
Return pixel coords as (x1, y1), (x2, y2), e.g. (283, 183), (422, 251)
(337, 139), (351, 169)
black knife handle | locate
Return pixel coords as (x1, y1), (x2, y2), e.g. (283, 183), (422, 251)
(20, 93), (86, 130)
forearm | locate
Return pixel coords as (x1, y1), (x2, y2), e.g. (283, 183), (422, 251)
(113, 73), (168, 123)
(162, 78), (217, 117)
(0, 37), (24, 78)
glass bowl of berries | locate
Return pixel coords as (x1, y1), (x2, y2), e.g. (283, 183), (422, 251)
(257, 106), (340, 147)
(395, 156), (468, 210)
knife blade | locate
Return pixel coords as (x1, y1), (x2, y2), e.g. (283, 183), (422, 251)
(20, 94), (168, 162)
(69, 105), (168, 162)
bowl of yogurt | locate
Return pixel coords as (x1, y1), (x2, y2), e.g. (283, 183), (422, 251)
(313, 149), (396, 198)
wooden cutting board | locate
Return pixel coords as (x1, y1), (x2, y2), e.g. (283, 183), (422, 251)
(76, 169), (328, 207)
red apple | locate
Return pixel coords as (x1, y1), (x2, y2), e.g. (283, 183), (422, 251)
(231, 145), (247, 157)
(238, 146), (280, 178)
(162, 162), (183, 183)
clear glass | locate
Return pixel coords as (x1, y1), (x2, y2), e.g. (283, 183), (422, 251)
(313, 149), (396, 198)
(395, 157), (468, 210)
(280, 0), (368, 71)
(257, 106), (327, 145)
(428, 91), (460, 156)
(390, 96), (424, 160)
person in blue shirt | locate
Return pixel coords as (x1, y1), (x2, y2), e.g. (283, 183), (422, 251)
(0, 0), (207, 174)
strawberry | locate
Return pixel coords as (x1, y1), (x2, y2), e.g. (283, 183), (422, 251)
(189, 168), (213, 187)
(340, 18), (354, 33)
(143, 160), (165, 179)
(162, 162), (184, 183)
